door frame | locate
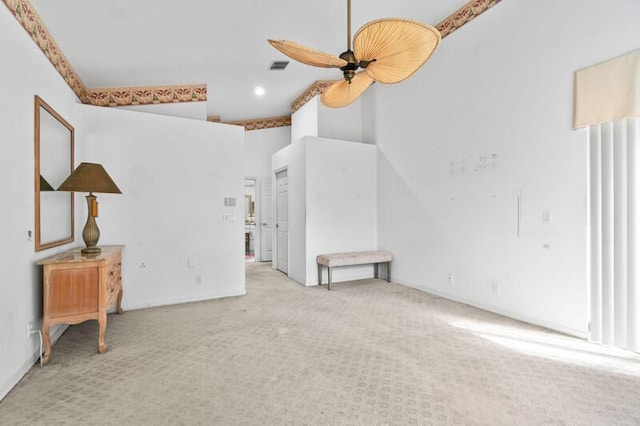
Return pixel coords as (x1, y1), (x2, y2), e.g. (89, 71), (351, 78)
(258, 176), (274, 262)
(245, 177), (260, 261)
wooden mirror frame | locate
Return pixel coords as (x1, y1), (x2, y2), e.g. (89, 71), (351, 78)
(34, 95), (75, 251)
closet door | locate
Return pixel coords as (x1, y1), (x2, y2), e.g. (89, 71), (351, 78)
(260, 177), (273, 262)
(276, 170), (288, 274)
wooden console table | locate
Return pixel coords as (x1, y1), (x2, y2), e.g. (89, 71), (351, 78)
(37, 245), (124, 364)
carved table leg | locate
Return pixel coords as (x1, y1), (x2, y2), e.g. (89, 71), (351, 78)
(98, 312), (107, 354)
(42, 323), (52, 365)
(117, 287), (123, 314)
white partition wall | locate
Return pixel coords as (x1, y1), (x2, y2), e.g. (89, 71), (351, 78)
(305, 137), (377, 285)
(291, 95), (365, 145)
(77, 105), (246, 310)
(272, 136), (377, 286)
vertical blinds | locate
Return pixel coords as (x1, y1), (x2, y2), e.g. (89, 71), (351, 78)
(589, 118), (640, 352)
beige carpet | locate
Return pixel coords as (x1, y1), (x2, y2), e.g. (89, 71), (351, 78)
(1, 262), (640, 425)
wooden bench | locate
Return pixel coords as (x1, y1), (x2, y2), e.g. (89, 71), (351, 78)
(316, 251), (392, 290)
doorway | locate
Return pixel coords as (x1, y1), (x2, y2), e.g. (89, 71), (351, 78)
(244, 178), (256, 262)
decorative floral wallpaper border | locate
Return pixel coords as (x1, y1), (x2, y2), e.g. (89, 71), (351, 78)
(291, 80), (338, 114)
(2, 0), (87, 100)
(226, 116), (292, 131)
(436, 0), (502, 38)
(84, 85), (207, 107)
(291, 0), (503, 113)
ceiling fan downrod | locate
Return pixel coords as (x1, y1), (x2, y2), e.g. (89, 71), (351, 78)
(339, 0), (375, 84)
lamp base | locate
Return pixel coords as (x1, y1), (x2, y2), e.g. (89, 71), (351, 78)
(81, 246), (101, 255)
(82, 194), (101, 256)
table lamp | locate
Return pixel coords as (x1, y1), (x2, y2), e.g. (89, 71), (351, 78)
(57, 162), (121, 254)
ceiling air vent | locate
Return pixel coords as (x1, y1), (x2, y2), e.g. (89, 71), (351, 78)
(270, 61), (289, 70)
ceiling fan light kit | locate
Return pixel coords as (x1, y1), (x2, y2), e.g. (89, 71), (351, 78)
(268, 0), (441, 108)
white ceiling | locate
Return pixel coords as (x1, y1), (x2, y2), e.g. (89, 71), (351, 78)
(28, 0), (461, 122)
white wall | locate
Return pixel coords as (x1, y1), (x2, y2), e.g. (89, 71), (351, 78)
(0, 5), (81, 399)
(117, 101), (208, 121)
(318, 98), (364, 143)
(245, 126), (291, 179)
(291, 97), (318, 144)
(77, 105), (246, 309)
(273, 137), (377, 286)
(305, 137), (377, 285)
(291, 94), (366, 144)
(372, 0), (640, 337)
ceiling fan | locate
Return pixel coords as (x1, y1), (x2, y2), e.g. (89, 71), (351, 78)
(268, 0), (441, 108)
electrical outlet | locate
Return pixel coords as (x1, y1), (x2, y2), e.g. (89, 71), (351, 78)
(491, 282), (502, 295)
(27, 321), (35, 338)
(195, 275), (202, 285)
(447, 273), (454, 284)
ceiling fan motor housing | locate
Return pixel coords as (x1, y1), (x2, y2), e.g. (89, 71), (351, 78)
(339, 50), (359, 83)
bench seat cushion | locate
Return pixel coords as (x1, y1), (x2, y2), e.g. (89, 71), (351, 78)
(316, 251), (392, 267)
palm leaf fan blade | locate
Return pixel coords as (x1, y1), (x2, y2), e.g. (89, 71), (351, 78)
(268, 39), (348, 68)
(353, 19), (441, 84)
(321, 73), (374, 108)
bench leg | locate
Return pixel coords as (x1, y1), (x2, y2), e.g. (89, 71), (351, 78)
(386, 262), (391, 282)
(328, 267), (332, 291)
(374, 263), (379, 279)
(318, 263), (322, 285)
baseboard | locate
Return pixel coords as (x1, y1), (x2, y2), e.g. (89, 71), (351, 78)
(0, 324), (68, 401)
(124, 289), (247, 312)
(308, 264), (377, 287)
(393, 278), (588, 339)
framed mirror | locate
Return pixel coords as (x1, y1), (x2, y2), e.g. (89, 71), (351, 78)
(34, 95), (74, 251)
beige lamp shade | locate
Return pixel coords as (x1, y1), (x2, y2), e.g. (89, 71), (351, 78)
(354, 18), (441, 84)
(57, 162), (121, 194)
(39, 175), (55, 192)
(57, 162), (121, 254)
(321, 73), (374, 108)
(268, 39), (348, 68)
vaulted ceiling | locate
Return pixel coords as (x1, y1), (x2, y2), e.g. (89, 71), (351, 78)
(13, 0), (501, 122)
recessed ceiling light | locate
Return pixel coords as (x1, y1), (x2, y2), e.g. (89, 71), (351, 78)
(254, 86), (266, 96)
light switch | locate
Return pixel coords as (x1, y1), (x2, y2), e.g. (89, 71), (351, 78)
(224, 197), (236, 206)
(223, 213), (237, 222)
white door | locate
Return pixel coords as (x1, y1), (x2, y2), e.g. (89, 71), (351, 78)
(276, 170), (288, 274)
(259, 177), (273, 261)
